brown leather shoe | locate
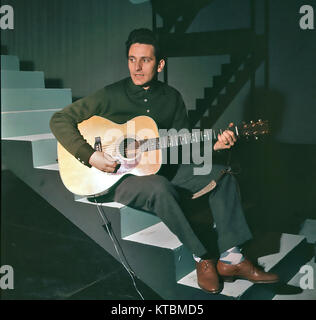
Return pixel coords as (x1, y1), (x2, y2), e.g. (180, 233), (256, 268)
(196, 259), (222, 294)
(217, 258), (279, 283)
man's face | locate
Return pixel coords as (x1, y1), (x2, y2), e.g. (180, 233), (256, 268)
(128, 43), (164, 88)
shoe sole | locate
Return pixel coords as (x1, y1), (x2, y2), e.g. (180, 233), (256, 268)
(200, 287), (223, 294)
(198, 283), (223, 294)
(222, 276), (279, 284)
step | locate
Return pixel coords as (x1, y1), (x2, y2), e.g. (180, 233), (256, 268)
(1, 88), (72, 110)
(76, 198), (161, 238)
(1, 70), (45, 88)
(123, 221), (195, 282)
(273, 257), (316, 300)
(75, 196), (195, 292)
(75, 196), (125, 209)
(123, 222), (181, 249)
(1, 55), (19, 70)
(299, 219), (316, 244)
(36, 163), (59, 171)
(2, 133), (58, 167)
(1, 109), (60, 138)
(178, 233), (307, 299)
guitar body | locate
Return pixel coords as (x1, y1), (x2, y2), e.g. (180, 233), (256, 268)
(57, 116), (162, 196)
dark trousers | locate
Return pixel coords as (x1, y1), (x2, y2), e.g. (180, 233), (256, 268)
(96, 163), (252, 258)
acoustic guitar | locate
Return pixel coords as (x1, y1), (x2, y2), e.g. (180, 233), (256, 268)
(57, 116), (269, 196)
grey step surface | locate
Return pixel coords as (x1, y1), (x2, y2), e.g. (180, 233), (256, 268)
(299, 219), (316, 244)
(76, 198), (163, 238)
(1, 110), (61, 138)
(1, 88), (72, 110)
(75, 198), (192, 280)
(178, 233), (308, 299)
(3, 134), (58, 167)
(1, 55), (19, 70)
(1, 70), (45, 88)
(75, 196), (125, 209)
(122, 221), (196, 283)
(273, 257), (316, 300)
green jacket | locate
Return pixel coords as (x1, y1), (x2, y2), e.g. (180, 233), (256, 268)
(50, 77), (191, 167)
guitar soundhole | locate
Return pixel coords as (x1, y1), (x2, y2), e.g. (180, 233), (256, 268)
(119, 138), (140, 159)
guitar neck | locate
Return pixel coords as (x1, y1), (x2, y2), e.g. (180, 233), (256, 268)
(139, 126), (241, 152)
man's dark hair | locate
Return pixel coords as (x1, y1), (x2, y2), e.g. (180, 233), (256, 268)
(125, 28), (163, 61)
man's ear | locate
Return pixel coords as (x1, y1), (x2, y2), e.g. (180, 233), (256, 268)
(157, 59), (165, 73)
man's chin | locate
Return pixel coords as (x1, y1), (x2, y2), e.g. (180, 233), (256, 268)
(132, 77), (146, 86)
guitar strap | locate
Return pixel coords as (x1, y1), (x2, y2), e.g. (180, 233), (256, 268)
(191, 168), (232, 199)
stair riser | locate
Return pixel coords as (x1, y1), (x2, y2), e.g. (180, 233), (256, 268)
(174, 246), (195, 282)
(1, 110), (57, 138)
(32, 139), (57, 167)
(1, 89), (71, 110)
(120, 206), (161, 238)
(1, 71), (45, 89)
(1, 55), (19, 70)
(121, 207), (198, 284)
(241, 239), (312, 300)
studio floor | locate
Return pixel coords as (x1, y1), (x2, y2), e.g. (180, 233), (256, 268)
(1, 170), (162, 300)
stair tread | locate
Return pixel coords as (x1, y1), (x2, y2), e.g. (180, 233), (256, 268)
(123, 221), (182, 249)
(1, 88), (70, 91)
(2, 133), (55, 141)
(2, 108), (61, 114)
(178, 233), (306, 298)
(1, 70), (43, 75)
(36, 163), (59, 171)
(299, 219), (316, 244)
(75, 197), (125, 209)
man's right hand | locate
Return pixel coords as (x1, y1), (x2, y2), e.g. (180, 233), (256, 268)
(88, 151), (120, 173)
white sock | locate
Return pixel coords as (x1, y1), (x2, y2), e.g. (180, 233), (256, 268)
(219, 247), (245, 265)
(193, 254), (202, 262)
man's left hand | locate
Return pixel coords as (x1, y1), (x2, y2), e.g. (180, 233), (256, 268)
(213, 123), (237, 151)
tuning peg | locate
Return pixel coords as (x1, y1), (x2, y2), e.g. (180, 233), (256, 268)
(254, 136), (258, 140)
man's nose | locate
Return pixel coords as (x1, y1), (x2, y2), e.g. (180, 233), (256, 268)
(136, 60), (142, 71)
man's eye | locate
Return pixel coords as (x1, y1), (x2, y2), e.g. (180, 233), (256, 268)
(143, 58), (150, 62)
(129, 58), (135, 62)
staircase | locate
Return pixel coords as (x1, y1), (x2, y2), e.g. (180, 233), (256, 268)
(157, 29), (266, 129)
(1, 54), (314, 300)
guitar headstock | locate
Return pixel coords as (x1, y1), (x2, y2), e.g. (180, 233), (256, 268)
(239, 119), (270, 140)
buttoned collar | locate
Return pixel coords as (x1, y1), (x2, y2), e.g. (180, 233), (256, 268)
(126, 77), (162, 96)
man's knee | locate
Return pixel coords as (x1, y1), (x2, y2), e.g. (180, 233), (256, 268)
(147, 175), (176, 197)
(116, 174), (173, 197)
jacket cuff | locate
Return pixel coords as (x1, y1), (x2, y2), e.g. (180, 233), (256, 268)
(75, 143), (95, 168)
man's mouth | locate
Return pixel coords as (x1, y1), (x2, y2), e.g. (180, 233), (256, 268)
(135, 74), (144, 77)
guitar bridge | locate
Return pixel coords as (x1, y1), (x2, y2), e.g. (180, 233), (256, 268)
(94, 137), (102, 151)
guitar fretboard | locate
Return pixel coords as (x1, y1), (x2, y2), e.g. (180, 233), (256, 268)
(139, 126), (240, 152)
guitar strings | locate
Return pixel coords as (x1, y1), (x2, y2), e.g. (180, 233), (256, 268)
(97, 128), (221, 154)
(93, 198), (145, 300)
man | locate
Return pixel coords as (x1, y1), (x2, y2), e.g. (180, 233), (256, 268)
(50, 28), (279, 294)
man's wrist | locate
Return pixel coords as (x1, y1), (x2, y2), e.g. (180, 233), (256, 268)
(75, 144), (95, 167)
